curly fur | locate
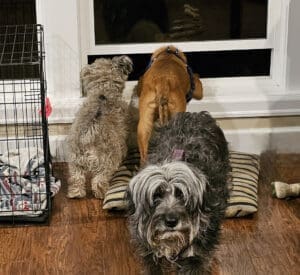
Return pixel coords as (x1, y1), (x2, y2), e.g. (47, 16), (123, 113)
(67, 56), (133, 199)
(127, 112), (230, 274)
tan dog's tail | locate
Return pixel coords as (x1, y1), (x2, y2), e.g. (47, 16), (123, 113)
(155, 79), (170, 126)
(158, 95), (169, 126)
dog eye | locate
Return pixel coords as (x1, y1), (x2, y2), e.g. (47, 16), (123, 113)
(153, 188), (164, 201)
(174, 187), (183, 199)
(99, 95), (106, 100)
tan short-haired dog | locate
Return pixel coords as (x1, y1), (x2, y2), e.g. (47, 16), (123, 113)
(137, 45), (203, 164)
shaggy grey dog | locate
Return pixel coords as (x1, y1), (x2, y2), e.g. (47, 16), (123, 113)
(127, 112), (230, 274)
(67, 56), (133, 199)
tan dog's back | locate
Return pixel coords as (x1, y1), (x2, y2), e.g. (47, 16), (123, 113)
(137, 46), (203, 164)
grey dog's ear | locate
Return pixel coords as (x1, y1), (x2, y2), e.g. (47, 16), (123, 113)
(125, 189), (136, 215)
(112, 55), (133, 75)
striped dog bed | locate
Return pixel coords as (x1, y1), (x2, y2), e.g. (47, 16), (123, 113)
(103, 149), (260, 218)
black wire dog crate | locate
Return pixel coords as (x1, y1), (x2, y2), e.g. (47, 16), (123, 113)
(0, 25), (51, 224)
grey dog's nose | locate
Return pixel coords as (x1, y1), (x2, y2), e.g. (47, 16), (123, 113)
(164, 213), (179, 228)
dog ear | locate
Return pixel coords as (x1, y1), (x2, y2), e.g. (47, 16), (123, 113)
(192, 73), (203, 100)
(176, 49), (187, 63)
(151, 46), (165, 60)
(125, 189), (136, 215)
(113, 55), (133, 75)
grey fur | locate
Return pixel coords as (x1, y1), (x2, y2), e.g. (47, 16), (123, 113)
(67, 56), (133, 199)
(127, 112), (230, 274)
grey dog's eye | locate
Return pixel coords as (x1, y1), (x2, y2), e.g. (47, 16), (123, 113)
(99, 95), (106, 100)
(174, 187), (183, 199)
(153, 188), (164, 201)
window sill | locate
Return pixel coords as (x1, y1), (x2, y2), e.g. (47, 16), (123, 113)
(48, 77), (300, 124)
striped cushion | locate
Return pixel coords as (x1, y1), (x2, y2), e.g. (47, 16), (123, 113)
(103, 149), (140, 210)
(225, 151), (260, 218)
(103, 150), (260, 218)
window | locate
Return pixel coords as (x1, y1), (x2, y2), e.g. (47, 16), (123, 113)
(94, 0), (268, 44)
(88, 49), (271, 81)
(0, 0), (37, 80)
(0, 0), (36, 26)
(83, 0), (272, 80)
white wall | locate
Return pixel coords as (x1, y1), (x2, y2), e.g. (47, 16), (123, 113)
(36, 0), (81, 100)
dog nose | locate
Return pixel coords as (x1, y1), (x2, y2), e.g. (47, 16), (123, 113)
(164, 213), (179, 228)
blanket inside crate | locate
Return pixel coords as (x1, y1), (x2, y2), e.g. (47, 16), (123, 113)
(0, 148), (61, 217)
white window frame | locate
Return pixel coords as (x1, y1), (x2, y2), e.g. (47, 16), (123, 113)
(80, 0), (274, 54)
(34, 0), (300, 124)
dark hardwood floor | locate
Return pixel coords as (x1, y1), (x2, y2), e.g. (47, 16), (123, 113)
(0, 152), (299, 275)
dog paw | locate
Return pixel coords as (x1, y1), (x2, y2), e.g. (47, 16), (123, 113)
(91, 179), (108, 199)
(92, 188), (105, 199)
(67, 187), (86, 198)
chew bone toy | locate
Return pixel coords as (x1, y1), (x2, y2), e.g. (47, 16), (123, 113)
(271, 181), (300, 199)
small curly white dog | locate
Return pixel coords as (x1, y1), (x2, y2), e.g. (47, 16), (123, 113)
(67, 56), (133, 199)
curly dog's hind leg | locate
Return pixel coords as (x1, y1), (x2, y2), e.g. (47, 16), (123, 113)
(67, 163), (87, 198)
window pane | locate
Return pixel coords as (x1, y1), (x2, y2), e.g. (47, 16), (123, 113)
(94, 0), (268, 44)
(88, 49), (271, 80)
(0, 0), (36, 26)
(0, 0), (37, 80)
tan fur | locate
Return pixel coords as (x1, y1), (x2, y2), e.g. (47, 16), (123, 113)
(137, 45), (203, 164)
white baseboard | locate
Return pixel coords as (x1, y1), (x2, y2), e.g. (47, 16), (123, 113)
(224, 126), (300, 154)
(49, 126), (300, 162)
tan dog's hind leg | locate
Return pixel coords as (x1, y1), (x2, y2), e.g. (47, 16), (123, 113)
(137, 106), (155, 165)
(192, 74), (203, 100)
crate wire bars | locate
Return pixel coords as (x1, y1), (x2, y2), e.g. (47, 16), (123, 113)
(0, 25), (51, 224)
